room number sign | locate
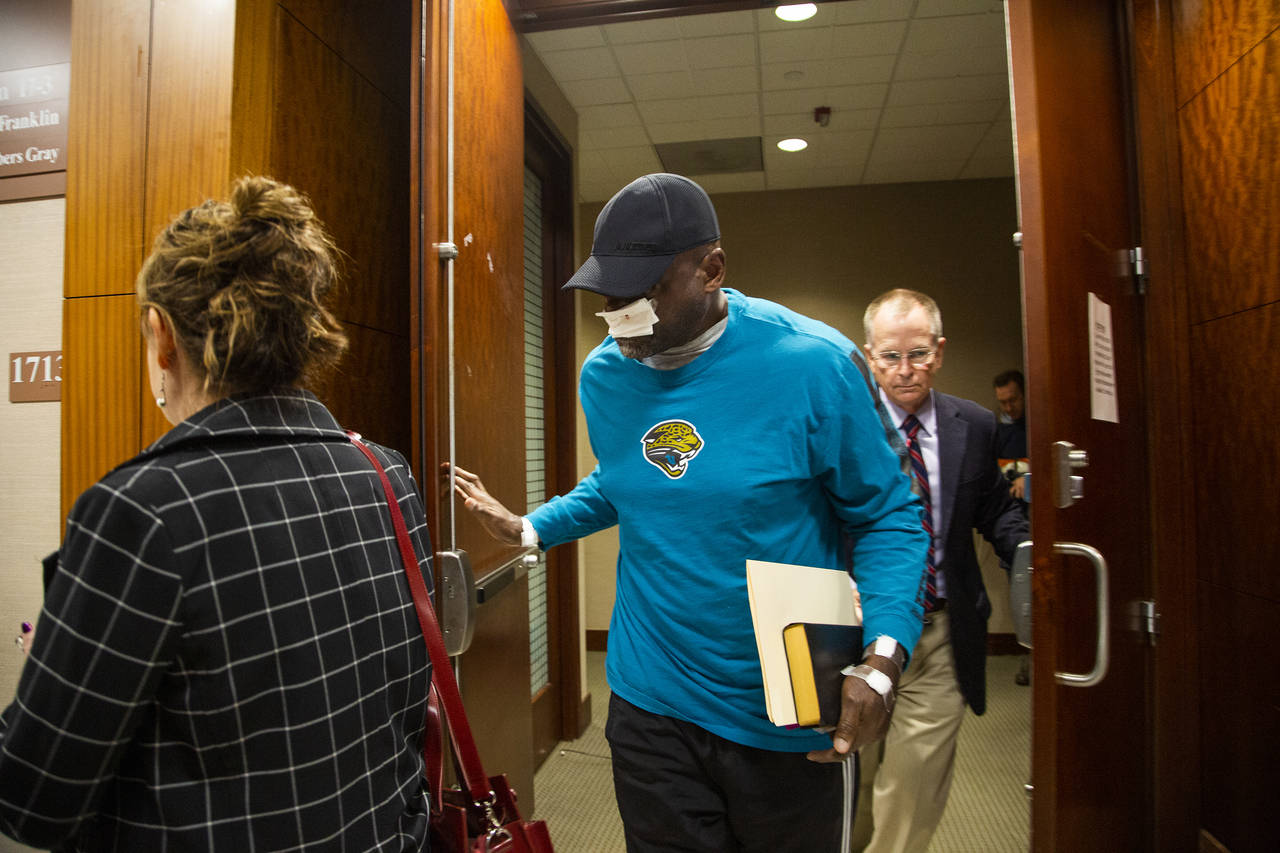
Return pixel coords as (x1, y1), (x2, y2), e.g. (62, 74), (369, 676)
(9, 350), (61, 402)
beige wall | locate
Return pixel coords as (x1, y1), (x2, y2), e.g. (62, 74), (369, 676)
(0, 198), (64, 852)
(575, 178), (1025, 636)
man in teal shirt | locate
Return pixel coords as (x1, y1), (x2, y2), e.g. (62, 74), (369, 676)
(452, 174), (927, 852)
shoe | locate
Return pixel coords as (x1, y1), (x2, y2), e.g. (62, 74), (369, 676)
(1015, 658), (1030, 686)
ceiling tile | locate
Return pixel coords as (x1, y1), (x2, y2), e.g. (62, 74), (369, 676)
(689, 172), (767, 193)
(601, 18), (682, 45)
(872, 123), (988, 161)
(562, 77), (632, 108)
(612, 40), (689, 76)
(577, 102), (643, 129)
(829, 20), (909, 57)
(687, 33), (758, 70)
(827, 54), (898, 84)
(582, 125), (652, 150)
(886, 74), (1009, 106)
(881, 98), (1007, 127)
(627, 70), (698, 101)
(760, 28), (834, 64)
(691, 66), (760, 97)
(915, 0), (1005, 17)
(830, 0), (917, 25)
(637, 97), (703, 125)
(902, 12), (1006, 55)
(894, 47), (1007, 81)
(648, 116), (761, 144)
(679, 10), (756, 38)
(762, 83), (888, 114)
(537, 47), (619, 82)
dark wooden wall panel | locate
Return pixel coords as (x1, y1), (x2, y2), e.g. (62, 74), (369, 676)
(281, 0), (410, 106)
(61, 296), (141, 515)
(1188, 302), (1278, 596)
(1178, 30), (1280, 324)
(1197, 581), (1278, 853)
(318, 324), (411, 457)
(272, 7), (409, 338)
(1173, 0), (1280, 105)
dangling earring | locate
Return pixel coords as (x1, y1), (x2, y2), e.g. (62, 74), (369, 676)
(156, 373), (167, 409)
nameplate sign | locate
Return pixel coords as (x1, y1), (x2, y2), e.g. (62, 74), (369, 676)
(0, 63), (70, 180)
(9, 350), (62, 402)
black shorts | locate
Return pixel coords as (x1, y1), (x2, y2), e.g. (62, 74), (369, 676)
(605, 693), (855, 853)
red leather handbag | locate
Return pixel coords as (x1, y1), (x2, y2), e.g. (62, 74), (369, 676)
(348, 433), (554, 853)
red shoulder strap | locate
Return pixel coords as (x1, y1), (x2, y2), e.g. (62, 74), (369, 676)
(346, 432), (492, 804)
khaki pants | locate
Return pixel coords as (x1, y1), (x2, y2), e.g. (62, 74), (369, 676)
(852, 608), (968, 853)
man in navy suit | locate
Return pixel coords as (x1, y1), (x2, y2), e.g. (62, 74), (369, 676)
(853, 289), (1030, 853)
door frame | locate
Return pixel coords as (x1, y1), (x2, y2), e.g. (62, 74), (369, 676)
(524, 100), (588, 758)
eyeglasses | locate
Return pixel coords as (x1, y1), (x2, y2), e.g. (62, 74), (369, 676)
(871, 348), (937, 368)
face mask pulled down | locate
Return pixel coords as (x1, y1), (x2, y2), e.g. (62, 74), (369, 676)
(595, 298), (658, 338)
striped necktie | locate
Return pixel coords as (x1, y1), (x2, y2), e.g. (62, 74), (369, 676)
(903, 414), (938, 612)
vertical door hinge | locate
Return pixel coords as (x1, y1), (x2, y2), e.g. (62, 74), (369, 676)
(1129, 246), (1149, 294)
(1137, 599), (1160, 646)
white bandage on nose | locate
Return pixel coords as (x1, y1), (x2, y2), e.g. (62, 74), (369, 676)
(595, 298), (658, 338)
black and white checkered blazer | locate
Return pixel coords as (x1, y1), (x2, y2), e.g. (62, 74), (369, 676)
(0, 390), (434, 851)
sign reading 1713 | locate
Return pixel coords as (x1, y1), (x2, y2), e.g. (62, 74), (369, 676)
(10, 351), (62, 403)
(0, 63), (70, 180)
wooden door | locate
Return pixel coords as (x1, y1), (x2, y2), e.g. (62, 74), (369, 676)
(1007, 1), (1153, 849)
(411, 0), (536, 810)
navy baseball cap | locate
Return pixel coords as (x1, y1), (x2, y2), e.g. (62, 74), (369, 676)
(563, 173), (720, 300)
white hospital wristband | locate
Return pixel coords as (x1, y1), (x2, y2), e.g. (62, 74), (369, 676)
(841, 663), (896, 713)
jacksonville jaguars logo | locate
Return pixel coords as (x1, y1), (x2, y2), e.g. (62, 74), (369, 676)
(640, 419), (704, 479)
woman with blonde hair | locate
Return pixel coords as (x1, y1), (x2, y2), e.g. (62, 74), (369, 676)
(0, 177), (434, 851)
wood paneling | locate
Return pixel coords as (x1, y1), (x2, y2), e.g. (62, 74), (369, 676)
(1179, 31), (1280, 323)
(447, 0), (533, 813)
(1189, 301), (1279, 597)
(316, 323), (410, 456)
(143, 0), (235, 240)
(279, 0), (411, 107)
(1173, 0), (1280, 105)
(64, 0), (149, 298)
(1197, 581), (1278, 853)
(451, 0), (526, 569)
(271, 8), (409, 337)
(61, 295), (141, 515)
(1131, 2), (1201, 847)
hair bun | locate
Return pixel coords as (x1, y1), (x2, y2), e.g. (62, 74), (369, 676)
(230, 175), (314, 229)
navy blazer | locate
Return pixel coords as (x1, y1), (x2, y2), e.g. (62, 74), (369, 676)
(933, 391), (1029, 715)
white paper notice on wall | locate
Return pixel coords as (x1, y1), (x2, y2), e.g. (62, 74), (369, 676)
(1088, 293), (1118, 423)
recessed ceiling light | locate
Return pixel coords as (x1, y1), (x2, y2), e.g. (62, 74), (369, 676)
(777, 138), (808, 152)
(775, 4), (818, 23)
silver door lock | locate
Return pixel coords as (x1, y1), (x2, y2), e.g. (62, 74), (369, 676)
(1052, 440), (1089, 508)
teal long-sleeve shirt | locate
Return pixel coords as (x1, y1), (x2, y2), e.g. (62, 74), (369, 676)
(529, 290), (927, 751)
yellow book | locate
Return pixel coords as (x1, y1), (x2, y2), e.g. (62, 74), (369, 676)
(783, 622), (865, 728)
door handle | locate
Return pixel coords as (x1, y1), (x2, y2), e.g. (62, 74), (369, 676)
(475, 548), (538, 604)
(438, 549), (476, 656)
(1052, 542), (1109, 687)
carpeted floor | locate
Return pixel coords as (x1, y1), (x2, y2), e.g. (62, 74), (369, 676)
(532, 651), (1031, 852)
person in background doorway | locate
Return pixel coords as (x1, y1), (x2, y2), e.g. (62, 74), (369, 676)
(450, 173), (928, 852)
(854, 289), (1030, 853)
(993, 369), (1029, 502)
(992, 368), (1031, 686)
(0, 177), (435, 851)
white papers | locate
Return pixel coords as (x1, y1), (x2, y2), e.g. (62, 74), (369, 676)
(1088, 292), (1119, 423)
(745, 559), (861, 727)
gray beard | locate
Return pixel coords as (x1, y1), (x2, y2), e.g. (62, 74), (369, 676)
(615, 336), (656, 360)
